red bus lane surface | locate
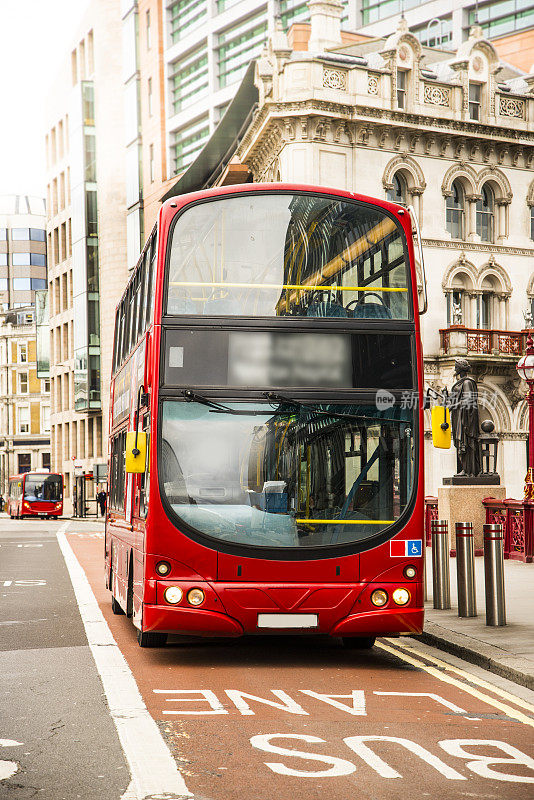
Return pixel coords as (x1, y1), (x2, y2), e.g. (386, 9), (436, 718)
(68, 531), (534, 800)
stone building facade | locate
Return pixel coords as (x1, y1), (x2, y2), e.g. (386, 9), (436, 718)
(222, 9), (534, 497)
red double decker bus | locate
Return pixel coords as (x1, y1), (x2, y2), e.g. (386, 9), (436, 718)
(106, 183), (427, 648)
(7, 472), (63, 519)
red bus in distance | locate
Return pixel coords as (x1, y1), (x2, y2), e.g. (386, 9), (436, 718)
(106, 183), (426, 648)
(7, 472), (64, 519)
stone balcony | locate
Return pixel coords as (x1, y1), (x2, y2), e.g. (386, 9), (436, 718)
(439, 326), (530, 360)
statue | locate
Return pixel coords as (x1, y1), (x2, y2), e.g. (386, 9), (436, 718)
(449, 358), (481, 477)
(452, 302), (463, 326)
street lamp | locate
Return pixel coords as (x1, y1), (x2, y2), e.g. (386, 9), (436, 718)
(516, 333), (534, 500)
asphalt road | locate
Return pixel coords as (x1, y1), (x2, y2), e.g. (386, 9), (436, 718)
(1, 515), (534, 800)
(0, 518), (129, 800)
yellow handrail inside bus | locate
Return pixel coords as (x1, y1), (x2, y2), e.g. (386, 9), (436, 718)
(169, 281), (407, 292)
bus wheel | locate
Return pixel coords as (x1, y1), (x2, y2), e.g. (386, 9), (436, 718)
(342, 636), (376, 650)
(111, 595), (125, 615)
(137, 630), (167, 648)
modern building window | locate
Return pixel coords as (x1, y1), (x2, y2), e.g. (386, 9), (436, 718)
(86, 190), (98, 237)
(169, 46), (208, 114)
(42, 378), (51, 393)
(11, 228), (31, 240)
(361, 0), (420, 24)
(469, 83), (481, 121)
(42, 405), (51, 433)
(386, 173), (408, 205)
(0, 227), (6, 240)
(148, 77), (153, 116)
(18, 342), (28, 363)
(84, 133), (97, 182)
(169, 0), (207, 44)
(18, 372), (29, 394)
(218, 12), (268, 89)
(411, 16), (452, 47)
(397, 70), (407, 109)
(149, 144), (155, 183)
(446, 181), (465, 239)
(146, 9), (151, 49)
(13, 278), (31, 291)
(42, 452), (51, 471)
(279, 0), (309, 29)
(476, 185), (495, 242)
(170, 118), (210, 174)
(30, 229), (46, 241)
(0, 279), (7, 291)
(31, 279), (47, 291)
(0, 254), (7, 266)
(12, 253), (46, 266)
(467, 1), (534, 39)
(18, 453), (31, 472)
(18, 406), (30, 434)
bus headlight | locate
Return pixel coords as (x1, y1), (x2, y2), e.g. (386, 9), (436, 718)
(163, 587), (183, 605)
(371, 589), (388, 607)
(156, 561), (171, 576)
(187, 588), (205, 606)
(403, 565), (417, 579)
(392, 588), (410, 606)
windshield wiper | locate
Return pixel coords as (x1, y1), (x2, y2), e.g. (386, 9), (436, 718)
(182, 390), (291, 416)
(264, 392), (391, 423)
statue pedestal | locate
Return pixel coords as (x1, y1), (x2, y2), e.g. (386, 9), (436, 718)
(438, 484), (507, 555)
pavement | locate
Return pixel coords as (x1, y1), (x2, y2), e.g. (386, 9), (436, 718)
(421, 549), (534, 691)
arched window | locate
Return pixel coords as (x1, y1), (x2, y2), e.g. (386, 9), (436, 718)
(446, 271), (472, 326)
(478, 276), (499, 330)
(445, 180), (465, 239)
(386, 173), (408, 205)
(476, 184), (495, 242)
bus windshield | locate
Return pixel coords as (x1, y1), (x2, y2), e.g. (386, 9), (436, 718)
(167, 193), (411, 319)
(24, 474), (62, 502)
(159, 401), (415, 550)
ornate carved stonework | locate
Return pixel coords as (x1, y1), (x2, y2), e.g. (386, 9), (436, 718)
(499, 96), (525, 119)
(502, 379), (524, 410)
(368, 74), (379, 95)
(323, 67), (348, 91)
(423, 84), (450, 107)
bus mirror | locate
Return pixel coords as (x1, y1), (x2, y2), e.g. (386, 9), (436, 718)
(125, 431), (147, 473)
(431, 406), (451, 449)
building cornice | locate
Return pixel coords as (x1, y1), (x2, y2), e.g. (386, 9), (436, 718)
(421, 239), (534, 256)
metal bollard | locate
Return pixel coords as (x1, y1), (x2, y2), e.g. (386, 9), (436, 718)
(455, 522), (477, 618)
(431, 519), (451, 609)
(483, 523), (506, 626)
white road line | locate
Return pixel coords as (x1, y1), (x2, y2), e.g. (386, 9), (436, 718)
(56, 523), (193, 800)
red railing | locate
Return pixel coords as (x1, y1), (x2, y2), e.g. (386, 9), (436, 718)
(424, 496), (438, 547)
(440, 327), (527, 357)
(483, 497), (534, 563)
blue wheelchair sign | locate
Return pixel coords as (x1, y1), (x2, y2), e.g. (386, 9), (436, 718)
(407, 540), (422, 557)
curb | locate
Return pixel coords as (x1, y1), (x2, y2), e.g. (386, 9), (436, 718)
(416, 621), (534, 692)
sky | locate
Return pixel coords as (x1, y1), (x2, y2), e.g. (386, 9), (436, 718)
(0, 0), (91, 199)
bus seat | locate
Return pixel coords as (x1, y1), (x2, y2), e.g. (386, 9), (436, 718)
(351, 302), (392, 319)
(306, 301), (348, 318)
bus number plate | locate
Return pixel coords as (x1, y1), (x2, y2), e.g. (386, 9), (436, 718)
(257, 613), (318, 629)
